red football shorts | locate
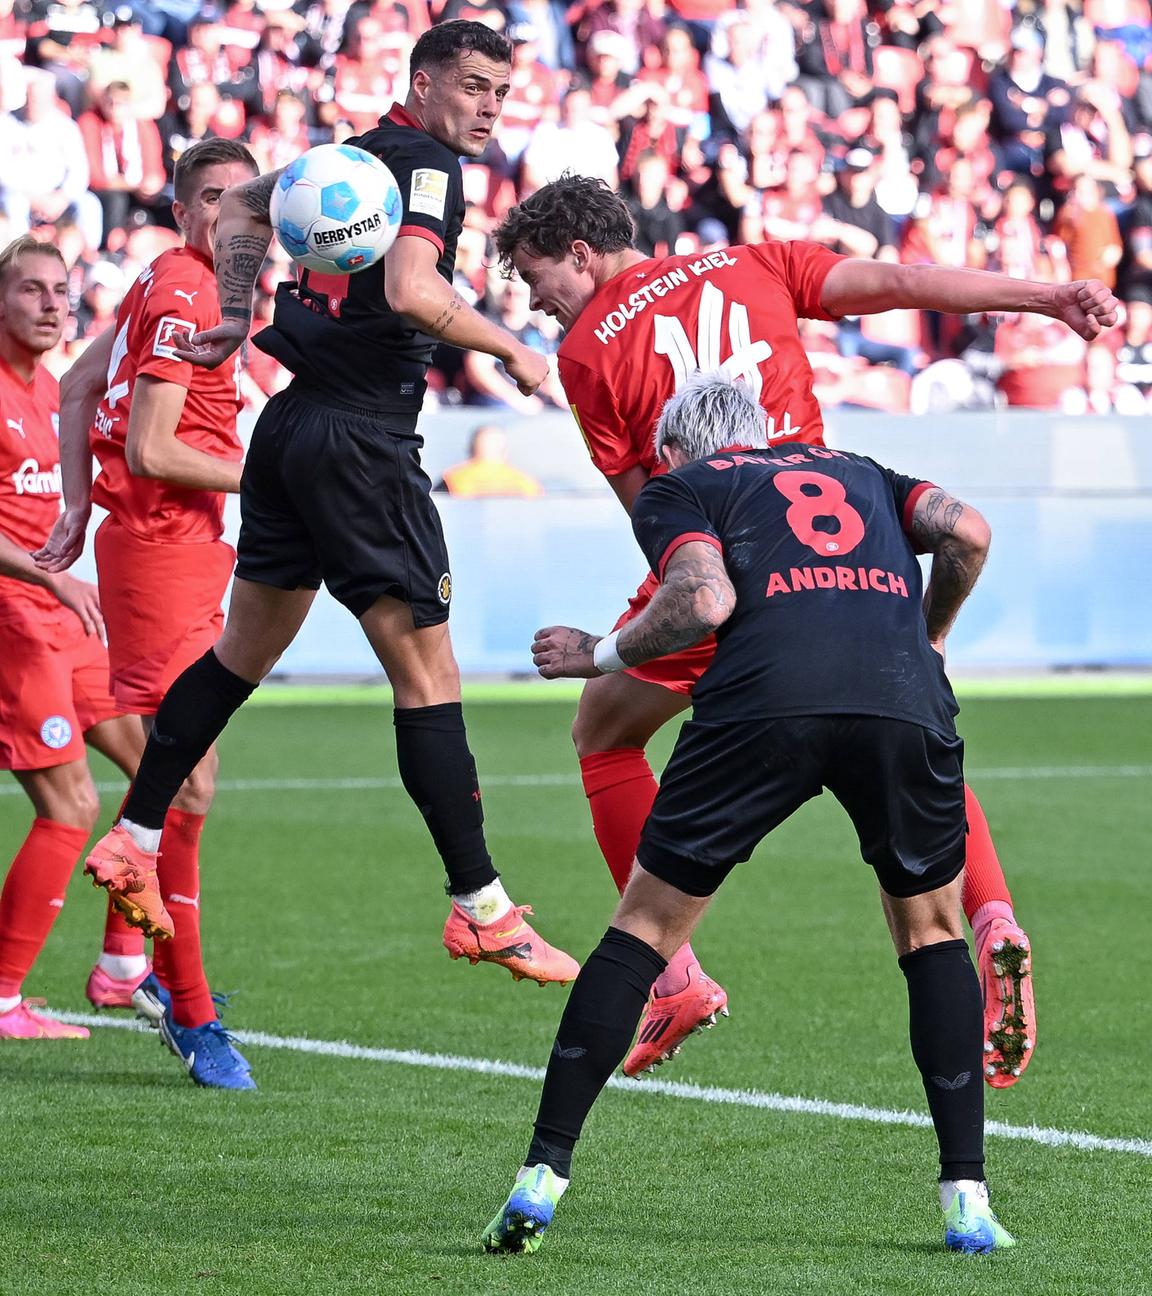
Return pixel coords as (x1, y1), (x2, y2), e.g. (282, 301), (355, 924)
(0, 605), (121, 771)
(612, 571), (716, 695)
(95, 518), (234, 713)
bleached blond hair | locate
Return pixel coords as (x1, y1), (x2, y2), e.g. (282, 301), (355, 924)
(654, 371), (769, 460)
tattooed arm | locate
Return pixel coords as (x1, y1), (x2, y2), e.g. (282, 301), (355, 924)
(170, 169), (282, 370)
(532, 542), (736, 679)
(385, 236), (548, 396)
(910, 488), (991, 651)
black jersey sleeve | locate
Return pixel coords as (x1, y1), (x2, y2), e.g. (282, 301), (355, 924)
(357, 130), (464, 253)
(631, 473), (723, 578)
(862, 457), (936, 549)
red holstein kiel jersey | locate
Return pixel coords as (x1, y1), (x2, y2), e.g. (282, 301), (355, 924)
(558, 241), (847, 482)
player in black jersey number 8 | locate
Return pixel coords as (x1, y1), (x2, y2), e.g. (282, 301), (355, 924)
(485, 373), (1016, 1256)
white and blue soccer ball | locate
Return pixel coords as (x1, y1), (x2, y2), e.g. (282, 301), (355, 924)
(271, 144), (403, 275)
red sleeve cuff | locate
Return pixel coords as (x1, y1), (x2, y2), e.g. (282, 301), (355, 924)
(397, 224), (445, 255)
(658, 532), (722, 579)
(903, 481), (936, 547)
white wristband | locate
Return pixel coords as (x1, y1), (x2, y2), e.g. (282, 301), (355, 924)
(593, 629), (626, 673)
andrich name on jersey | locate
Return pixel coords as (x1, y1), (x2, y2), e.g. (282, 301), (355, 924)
(765, 565), (910, 598)
(593, 249), (740, 345)
(10, 457), (60, 496)
(313, 212), (383, 247)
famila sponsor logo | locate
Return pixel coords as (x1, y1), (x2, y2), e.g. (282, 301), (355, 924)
(11, 458), (60, 496)
(313, 212), (383, 247)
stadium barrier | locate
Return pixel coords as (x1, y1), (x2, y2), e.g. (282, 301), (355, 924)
(70, 410), (1152, 674)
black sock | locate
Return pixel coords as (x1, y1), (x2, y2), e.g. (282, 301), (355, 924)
(121, 650), (256, 830)
(393, 705), (497, 896)
(899, 938), (985, 1182)
(393, 703), (497, 895)
(525, 927), (667, 1179)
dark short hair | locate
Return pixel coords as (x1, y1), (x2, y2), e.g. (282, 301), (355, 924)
(493, 175), (636, 274)
(173, 138), (258, 205)
(410, 19), (511, 74)
(0, 234), (66, 289)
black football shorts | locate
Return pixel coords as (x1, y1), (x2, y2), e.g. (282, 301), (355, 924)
(236, 386), (452, 625)
(636, 714), (967, 899)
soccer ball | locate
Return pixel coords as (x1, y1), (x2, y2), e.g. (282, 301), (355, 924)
(271, 144), (403, 275)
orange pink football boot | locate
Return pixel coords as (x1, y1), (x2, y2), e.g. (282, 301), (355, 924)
(84, 824), (173, 940)
(85, 959), (152, 1010)
(443, 902), (580, 985)
(977, 918), (1035, 1088)
(624, 961), (729, 1078)
(0, 1000), (89, 1039)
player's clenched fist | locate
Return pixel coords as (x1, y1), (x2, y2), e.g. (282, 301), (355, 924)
(532, 625), (602, 678)
(506, 343), (549, 396)
(1049, 279), (1120, 339)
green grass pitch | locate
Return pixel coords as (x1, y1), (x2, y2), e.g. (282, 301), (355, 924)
(1, 687), (1149, 1296)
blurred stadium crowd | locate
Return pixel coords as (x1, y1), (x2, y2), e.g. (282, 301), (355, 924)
(3, 0), (1152, 414)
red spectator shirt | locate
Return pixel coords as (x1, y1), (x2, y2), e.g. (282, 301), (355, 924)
(333, 55), (403, 135)
(638, 64), (710, 119)
(248, 121), (312, 173)
(90, 246), (242, 544)
(558, 241), (845, 480)
(500, 59), (559, 135)
(0, 359), (61, 621)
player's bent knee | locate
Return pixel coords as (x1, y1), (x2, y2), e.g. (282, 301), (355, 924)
(386, 640), (462, 709)
(71, 782), (102, 833)
(50, 778), (101, 833)
(571, 687), (661, 757)
(214, 637), (281, 686)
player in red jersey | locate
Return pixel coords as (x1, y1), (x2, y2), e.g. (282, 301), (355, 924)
(494, 175), (1121, 1085)
(35, 141), (261, 1089)
(0, 235), (146, 1040)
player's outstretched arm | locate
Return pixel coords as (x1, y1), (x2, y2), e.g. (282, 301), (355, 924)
(910, 488), (991, 652)
(385, 236), (549, 395)
(820, 260), (1120, 340)
(33, 326), (116, 571)
(532, 541), (735, 678)
(172, 169), (282, 370)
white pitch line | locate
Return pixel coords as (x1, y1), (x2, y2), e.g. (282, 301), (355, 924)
(2, 765), (1150, 799)
(50, 1012), (1152, 1160)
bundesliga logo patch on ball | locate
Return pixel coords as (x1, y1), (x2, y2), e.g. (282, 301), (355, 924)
(271, 144), (403, 275)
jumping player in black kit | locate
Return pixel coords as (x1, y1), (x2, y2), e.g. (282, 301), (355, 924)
(82, 21), (580, 988)
(483, 373), (1016, 1256)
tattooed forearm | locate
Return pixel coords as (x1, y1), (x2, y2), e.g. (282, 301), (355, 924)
(427, 294), (466, 338)
(233, 170), (282, 221)
(215, 233), (272, 317)
(912, 489), (991, 642)
(618, 544), (735, 665)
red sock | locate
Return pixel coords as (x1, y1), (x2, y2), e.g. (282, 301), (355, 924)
(961, 784), (1014, 922)
(102, 899), (147, 958)
(579, 749), (658, 894)
(0, 818), (89, 997)
(578, 749), (698, 999)
(151, 809), (215, 1028)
